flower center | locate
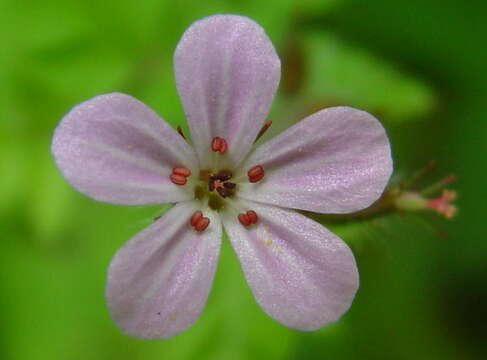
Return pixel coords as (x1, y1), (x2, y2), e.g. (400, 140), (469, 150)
(194, 168), (236, 211)
(169, 136), (267, 231)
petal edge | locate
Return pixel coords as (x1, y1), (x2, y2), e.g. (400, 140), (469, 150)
(223, 200), (359, 330)
(174, 15), (281, 168)
(52, 93), (198, 205)
(239, 106), (393, 213)
(106, 201), (222, 339)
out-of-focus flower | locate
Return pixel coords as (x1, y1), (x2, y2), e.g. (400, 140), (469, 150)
(395, 189), (457, 219)
(51, 15), (392, 338)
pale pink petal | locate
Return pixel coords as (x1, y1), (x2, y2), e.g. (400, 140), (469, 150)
(238, 106), (392, 213)
(174, 15), (280, 168)
(222, 200), (359, 330)
(106, 201), (221, 339)
(52, 93), (198, 205)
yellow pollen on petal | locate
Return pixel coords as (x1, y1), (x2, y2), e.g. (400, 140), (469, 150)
(127, 145), (134, 150)
(169, 313), (177, 321)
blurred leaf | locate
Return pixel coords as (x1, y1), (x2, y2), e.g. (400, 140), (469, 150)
(299, 31), (437, 123)
(27, 142), (76, 246)
(294, 0), (344, 16)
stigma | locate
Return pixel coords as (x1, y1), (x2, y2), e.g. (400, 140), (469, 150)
(208, 170), (236, 198)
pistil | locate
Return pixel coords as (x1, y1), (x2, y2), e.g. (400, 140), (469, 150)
(207, 169), (236, 199)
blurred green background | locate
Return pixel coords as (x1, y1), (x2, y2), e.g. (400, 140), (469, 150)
(1, 0), (486, 359)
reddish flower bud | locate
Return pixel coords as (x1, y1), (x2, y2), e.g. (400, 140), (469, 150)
(426, 190), (457, 219)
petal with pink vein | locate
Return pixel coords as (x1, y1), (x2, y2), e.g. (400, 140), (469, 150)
(223, 200), (359, 331)
(52, 93), (198, 205)
(106, 201), (222, 339)
(239, 106), (393, 213)
(174, 15), (281, 168)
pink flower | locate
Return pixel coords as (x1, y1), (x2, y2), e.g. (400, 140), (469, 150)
(52, 15), (392, 339)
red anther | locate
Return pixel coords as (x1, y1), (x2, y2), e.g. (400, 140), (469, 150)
(170, 173), (187, 185)
(190, 211), (203, 227)
(246, 210), (258, 224)
(211, 137), (228, 154)
(211, 137), (221, 152)
(173, 167), (191, 177)
(248, 165), (265, 183)
(194, 217), (210, 232)
(219, 138), (228, 153)
(238, 213), (251, 226)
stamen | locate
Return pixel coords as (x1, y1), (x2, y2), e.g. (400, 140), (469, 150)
(173, 167), (191, 177)
(170, 166), (191, 185)
(176, 126), (186, 139)
(255, 121), (272, 142)
(219, 138), (228, 153)
(190, 211), (210, 232)
(238, 210), (258, 227)
(248, 165), (265, 183)
(194, 217), (210, 232)
(211, 137), (228, 154)
(246, 210), (258, 224)
(238, 213), (251, 226)
(211, 137), (220, 152)
(190, 211), (203, 227)
(170, 173), (187, 185)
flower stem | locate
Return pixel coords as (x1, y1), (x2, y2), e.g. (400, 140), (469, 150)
(303, 188), (398, 224)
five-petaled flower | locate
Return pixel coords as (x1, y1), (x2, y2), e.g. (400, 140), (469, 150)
(52, 15), (392, 339)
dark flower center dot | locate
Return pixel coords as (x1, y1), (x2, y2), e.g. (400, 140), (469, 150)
(195, 169), (238, 210)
